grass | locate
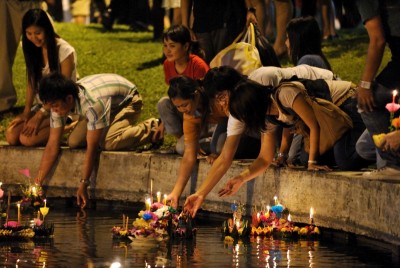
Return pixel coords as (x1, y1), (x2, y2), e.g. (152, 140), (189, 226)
(0, 22), (391, 145)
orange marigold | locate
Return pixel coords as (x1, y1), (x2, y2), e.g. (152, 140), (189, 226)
(392, 117), (400, 129)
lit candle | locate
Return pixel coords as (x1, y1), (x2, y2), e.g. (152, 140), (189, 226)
(31, 186), (37, 196)
(266, 205), (270, 218)
(17, 203), (21, 224)
(274, 196), (278, 205)
(157, 191), (161, 203)
(393, 90), (398, 104)
(163, 194), (167, 206)
(236, 219), (240, 229)
(288, 214), (292, 228)
(0, 182), (3, 199)
(125, 216), (129, 230)
(44, 199), (47, 208)
(146, 198), (151, 211)
(150, 179), (153, 203)
(257, 212), (260, 222)
(310, 207), (314, 225)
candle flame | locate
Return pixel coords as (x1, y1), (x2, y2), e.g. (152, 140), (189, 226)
(310, 207), (314, 218)
(394, 90), (398, 97)
(288, 214), (291, 222)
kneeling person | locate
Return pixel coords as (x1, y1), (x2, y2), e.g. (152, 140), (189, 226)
(35, 73), (159, 208)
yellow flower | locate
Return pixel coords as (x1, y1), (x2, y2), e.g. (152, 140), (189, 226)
(372, 133), (386, 147)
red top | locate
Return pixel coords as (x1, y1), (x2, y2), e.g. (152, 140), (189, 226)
(163, 54), (209, 85)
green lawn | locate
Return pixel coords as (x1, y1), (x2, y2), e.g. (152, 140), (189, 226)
(0, 22), (391, 145)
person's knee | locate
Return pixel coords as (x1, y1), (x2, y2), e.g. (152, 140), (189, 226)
(19, 135), (41, 147)
(6, 131), (20, 146)
(157, 97), (171, 114)
(103, 140), (116, 151)
(68, 137), (86, 149)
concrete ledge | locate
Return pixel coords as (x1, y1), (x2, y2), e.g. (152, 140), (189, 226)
(0, 145), (399, 246)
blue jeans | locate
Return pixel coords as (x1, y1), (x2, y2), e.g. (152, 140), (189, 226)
(356, 129), (386, 169)
(360, 82), (400, 168)
(333, 97), (371, 170)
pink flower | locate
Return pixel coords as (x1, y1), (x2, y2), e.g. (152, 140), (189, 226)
(259, 214), (268, 222)
(4, 221), (20, 228)
(34, 218), (43, 226)
(19, 169), (31, 178)
(385, 103), (400, 113)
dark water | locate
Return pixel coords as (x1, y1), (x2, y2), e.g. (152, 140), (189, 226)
(0, 206), (398, 268)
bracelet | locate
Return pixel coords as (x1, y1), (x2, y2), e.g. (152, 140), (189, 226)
(80, 179), (90, 185)
(359, 81), (371, 90)
(40, 107), (49, 116)
(308, 160), (317, 164)
(247, 7), (256, 13)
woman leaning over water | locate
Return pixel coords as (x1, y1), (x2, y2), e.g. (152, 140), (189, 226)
(217, 79), (370, 197)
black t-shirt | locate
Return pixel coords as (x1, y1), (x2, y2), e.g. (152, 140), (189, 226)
(192, 0), (246, 35)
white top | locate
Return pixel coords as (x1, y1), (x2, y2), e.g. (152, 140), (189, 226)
(227, 65), (337, 136)
(42, 38), (77, 80)
(37, 38), (77, 104)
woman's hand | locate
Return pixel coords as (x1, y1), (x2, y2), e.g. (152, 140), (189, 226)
(184, 193), (205, 218)
(77, 183), (89, 209)
(21, 111), (46, 137)
(8, 111), (32, 128)
(166, 192), (180, 208)
(218, 175), (246, 197)
(272, 154), (288, 167)
(307, 162), (332, 171)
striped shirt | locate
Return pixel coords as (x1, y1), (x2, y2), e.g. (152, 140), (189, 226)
(50, 74), (138, 130)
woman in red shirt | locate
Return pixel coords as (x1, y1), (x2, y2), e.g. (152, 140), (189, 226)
(154, 25), (209, 152)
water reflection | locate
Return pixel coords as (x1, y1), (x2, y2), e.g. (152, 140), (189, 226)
(0, 208), (396, 267)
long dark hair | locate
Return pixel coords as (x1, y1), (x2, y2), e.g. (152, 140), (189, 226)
(168, 75), (210, 133)
(229, 80), (274, 134)
(163, 25), (206, 60)
(22, 9), (60, 92)
(202, 66), (246, 100)
(286, 16), (331, 70)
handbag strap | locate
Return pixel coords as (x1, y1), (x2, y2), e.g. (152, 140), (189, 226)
(242, 23), (256, 46)
(232, 23), (256, 46)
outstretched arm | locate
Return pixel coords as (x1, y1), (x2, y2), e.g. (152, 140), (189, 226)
(167, 141), (198, 208)
(184, 134), (241, 217)
(35, 126), (64, 185)
(218, 130), (275, 197)
(77, 128), (103, 209)
(291, 94), (331, 171)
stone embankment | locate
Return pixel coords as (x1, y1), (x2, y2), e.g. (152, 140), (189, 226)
(1, 145), (399, 250)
